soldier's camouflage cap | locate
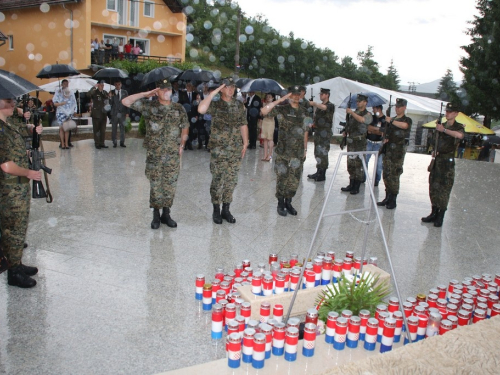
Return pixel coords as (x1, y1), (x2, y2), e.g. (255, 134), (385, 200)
(156, 79), (172, 89)
(288, 85), (301, 94)
(221, 77), (236, 87)
(445, 102), (460, 112)
(395, 98), (407, 107)
(357, 94), (368, 102)
(299, 85), (306, 92)
(320, 88), (330, 94)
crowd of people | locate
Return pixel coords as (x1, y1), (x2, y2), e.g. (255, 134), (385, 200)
(90, 38), (141, 65)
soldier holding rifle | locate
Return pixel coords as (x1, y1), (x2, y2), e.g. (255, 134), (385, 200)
(421, 102), (464, 227)
(0, 97), (43, 288)
(377, 98), (412, 209)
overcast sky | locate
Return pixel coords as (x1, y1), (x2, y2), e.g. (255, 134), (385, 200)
(235, 0), (478, 85)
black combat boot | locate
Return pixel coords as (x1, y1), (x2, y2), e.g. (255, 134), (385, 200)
(8, 265), (36, 288)
(307, 169), (319, 180)
(20, 263), (38, 276)
(285, 198), (297, 215)
(151, 208), (161, 229)
(377, 191), (389, 206)
(277, 197), (287, 216)
(315, 169), (326, 182)
(341, 179), (354, 192)
(386, 194), (397, 209)
(160, 207), (177, 228)
(421, 206), (438, 223)
(434, 209), (446, 227)
(213, 204), (222, 224)
(221, 203), (236, 223)
(350, 180), (361, 195)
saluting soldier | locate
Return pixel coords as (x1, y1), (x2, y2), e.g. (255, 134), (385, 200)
(88, 81), (110, 149)
(341, 94), (372, 195)
(122, 79), (189, 229)
(197, 77), (249, 224)
(261, 85), (311, 217)
(307, 88), (335, 182)
(421, 102), (464, 227)
(0, 97), (43, 288)
(377, 98), (412, 209)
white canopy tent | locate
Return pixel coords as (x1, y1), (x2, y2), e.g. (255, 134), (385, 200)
(307, 77), (447, 150)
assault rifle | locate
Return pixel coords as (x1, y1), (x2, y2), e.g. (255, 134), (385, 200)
(340, 94), (351, 150)
(378, 95), (392, 155)
(428, 102), (444, 172)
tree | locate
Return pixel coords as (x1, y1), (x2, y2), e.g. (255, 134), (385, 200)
(356, 46), (384, 86)
(383, 59), (400, 90)
(460, 0), (500, 125)
(435, 69), (459, 103)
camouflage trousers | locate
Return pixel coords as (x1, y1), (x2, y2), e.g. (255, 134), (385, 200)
(0, 182), (30, 267)
(346, 138), (366, 181)
(146, 154), (180, 209)
(210, 148), (242, 204)
(382, 149), (406, 194)
(313, 129), (332, 169)
(429, 157), (455, 210)
(275, 155), (304, 199)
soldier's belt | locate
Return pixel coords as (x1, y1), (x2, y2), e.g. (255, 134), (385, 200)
(367, 139), (382, 144)
(2, 176), (29, 184)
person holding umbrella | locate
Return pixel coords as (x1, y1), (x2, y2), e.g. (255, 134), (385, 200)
(88, 81), (110, 149)
(0, 96), (43, 287)
(53, 79), (77, 149)
(121, 79), (189, 229)
(377, 98), (412, 209)
(197, 77), (248, 224)
(341, 94), (373, 195)
(421, 102), (464, 227)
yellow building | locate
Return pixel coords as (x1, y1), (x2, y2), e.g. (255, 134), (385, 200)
(0, 0), (186, 86)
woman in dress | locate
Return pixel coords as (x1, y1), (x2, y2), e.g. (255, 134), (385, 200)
(261, 93), (276, 161)
(55, 88), (77, 149)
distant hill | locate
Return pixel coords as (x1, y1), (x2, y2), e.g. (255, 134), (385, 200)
(399, 79), (462, 95)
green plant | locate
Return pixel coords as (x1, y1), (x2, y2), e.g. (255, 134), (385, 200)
(138, 115), (146, 136)
(124, 117), (132, 133)
(316, 273), (391, 323)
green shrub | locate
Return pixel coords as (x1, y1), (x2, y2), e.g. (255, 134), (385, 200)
(138, 115), (146, 136)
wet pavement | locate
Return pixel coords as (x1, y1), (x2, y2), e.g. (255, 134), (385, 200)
(1, 138), (499, 374)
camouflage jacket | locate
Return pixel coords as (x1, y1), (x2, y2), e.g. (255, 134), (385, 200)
(269, 103), (310, 159)
(314, 101), (335, 131)
(88, 87), (109, 119)
(347, 109), (372, 137)
(206, 97), (247, 151)
(435, 120), (465, 156)
(130, 100), (189, 154)
(386, 115), (412, 146)
(0, 119), (30, 181)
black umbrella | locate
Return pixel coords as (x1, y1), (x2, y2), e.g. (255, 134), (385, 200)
(92, 68), (129, 83)
(339, 92), (387, 109)
(482, 135), (500, 144)
(235, 78), (252, 89)
(240, 78), (285, 95)
(141, 66), (183, 87)
(0, 69), (40, 99)
(36, 64), (79, 79)
(176, 69), (215, 83)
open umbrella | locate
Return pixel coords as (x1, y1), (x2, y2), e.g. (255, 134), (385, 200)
(235, 78), (252, 89)
(240, 78), (285, 95)
(0, 69), (40, 99)
(141, 66), (183, 87)
(92, 68), (129, 83)
(339, 92), (387, 109)
(176, 69), (215, 83)
(482, 135), (500, 144)
(36, 63), (79, 79)
(422, 112), (495, 135)
(39, 77), (114, 93)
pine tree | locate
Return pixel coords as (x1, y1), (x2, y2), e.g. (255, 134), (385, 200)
(383, 59), (400, 90)
(436, 69), (459, 103)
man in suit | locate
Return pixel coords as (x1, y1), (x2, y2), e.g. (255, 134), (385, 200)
(179, 82), (198, 150)
(110, 80), (129, 148)
(88, 81), (109, 149)
(245, 91), (262, 149)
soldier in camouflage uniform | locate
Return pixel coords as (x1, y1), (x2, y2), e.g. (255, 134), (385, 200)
(421, 102), (464, 227)
(377, 98), (412, 209)
(341, 94), (373, 195)
(88, 81), (110, 149)
(307, 88), (335, 182)
(198, 77), (249, 224)
(122, 79), (189, 229)
(0, 97), (43, 288)
(261, 86), (311, 217)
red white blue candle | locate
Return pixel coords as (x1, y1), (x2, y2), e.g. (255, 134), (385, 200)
(211, 303), (223, 340)
(227, 332), (241, 368)
(332, 259), (343, 283)
(275, 273), (286, 294)
(393, 311), (403, 343)
(302, 323), (317, 357)
(195, 274), (205, 300)
(202, 283), (212, 311)
(252, 333), (266, 369)
(333, 316), (348, 351)
(284, 327), (299, 361)
(380, 317), (396, 353)
(359, 309), (370, 341)
(240, 302), (251, 325)
(346, 316), (361, 348)
(325, 311), (338, 344)
(272, 322), (286, 356)
(259, 323), (273, 359)
(242, 328), (255, 363)
(313, 258), (322, 286)
(262, 275), (273, 296)
(260, 302), (270, 323)
(273, 304), (284, 323)
(363, 318), (378, 351)
(251, 272), (262, 296)
(321, 256), (333, 285)
(404, 316), (419, 344)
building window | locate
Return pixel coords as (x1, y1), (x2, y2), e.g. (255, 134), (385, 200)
(8, 35), (13, 50)
(129, 0), (139, 27)
(144, 1), (154, 18)
(107, 0), (117, 11)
